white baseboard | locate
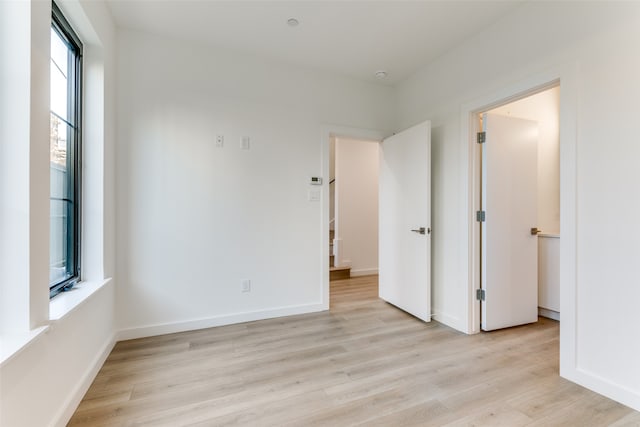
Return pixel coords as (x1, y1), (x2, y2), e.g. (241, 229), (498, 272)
(538, 307), (560, 321)
(563, 366), (640, 413)
(52, 332), (116, 427)
(117, 303), (326, 341)
(350, 268), (378, 277)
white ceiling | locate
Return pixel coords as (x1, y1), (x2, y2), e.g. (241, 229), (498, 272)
(106, 1), (524, 86)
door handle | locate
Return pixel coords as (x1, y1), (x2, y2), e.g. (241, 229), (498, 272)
(411, 227), (431, 235)
(530, 227), (541, 235)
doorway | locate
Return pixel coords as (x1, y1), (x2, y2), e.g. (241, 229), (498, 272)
(329, 136), (380, 282)
(475, 85), (561, 331)
(321, 122), (432, 322)
(320, 126), (385, 311)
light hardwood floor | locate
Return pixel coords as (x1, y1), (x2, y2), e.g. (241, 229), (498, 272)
(69, 275), (640, 426)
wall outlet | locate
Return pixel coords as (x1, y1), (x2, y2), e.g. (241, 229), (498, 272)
(241, 136), (250, 150)
(216, 135), (224, 147)
(241, 279), (251, 293)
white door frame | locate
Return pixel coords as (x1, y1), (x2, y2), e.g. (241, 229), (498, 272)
(460, 64), (578, 378)
(320, 125), (386, 310)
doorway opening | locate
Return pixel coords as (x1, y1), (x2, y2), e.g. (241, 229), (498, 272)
(474, 84), (561, 331)
(324, 121), (432, 320)
(329, 136), (380, 306)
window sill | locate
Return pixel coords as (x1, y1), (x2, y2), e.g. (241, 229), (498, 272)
(0, 326), (50, 367)
(49, 277), (111, 321)
(0, 278), (111, 367)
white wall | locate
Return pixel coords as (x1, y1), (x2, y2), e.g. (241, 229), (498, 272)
(1, 283), (115, 427)
(0, 1), (118, 426)
(395, 1), (640, 411)
(0, 0), (43, 335)
(489, 86), (560, 234)
(116, 29), (394, 337)
(334, 138), (379, 275)
(4, 2), (639, 422)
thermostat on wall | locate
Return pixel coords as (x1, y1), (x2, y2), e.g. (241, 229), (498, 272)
(310, 177), (323, 185)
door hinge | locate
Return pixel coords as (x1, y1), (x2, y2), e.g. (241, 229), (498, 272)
(477, 131), (486, 144)
(476, 210), (486, 222)
(476, 289), (486, 301)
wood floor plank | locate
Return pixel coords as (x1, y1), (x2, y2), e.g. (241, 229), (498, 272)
(69, 275), (639, 426)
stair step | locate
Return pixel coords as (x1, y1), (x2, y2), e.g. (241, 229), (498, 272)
(330, 265), (350, 281)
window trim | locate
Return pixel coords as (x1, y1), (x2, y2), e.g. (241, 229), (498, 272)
(50, 1), (83, 298)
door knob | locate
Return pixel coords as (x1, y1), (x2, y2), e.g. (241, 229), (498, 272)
(411, 227), (426, 235)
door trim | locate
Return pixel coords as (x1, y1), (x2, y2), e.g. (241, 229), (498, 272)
(460, 64), (578, 378)
(320, 125), (386, 310)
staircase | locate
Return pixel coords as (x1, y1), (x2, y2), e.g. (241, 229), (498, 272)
(329, 229), (351, 280)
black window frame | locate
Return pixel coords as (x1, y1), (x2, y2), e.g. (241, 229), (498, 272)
(50, 1), (83, 298)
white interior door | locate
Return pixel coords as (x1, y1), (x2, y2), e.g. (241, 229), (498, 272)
(482, 113), (539, 331)
(379, 121), (431, 322)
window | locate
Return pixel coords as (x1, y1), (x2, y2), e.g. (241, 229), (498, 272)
(50, 2), (82, 298)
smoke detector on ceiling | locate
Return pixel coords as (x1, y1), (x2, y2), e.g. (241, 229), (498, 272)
(375, 70), (388, 79)
(287, 18), (299, 27)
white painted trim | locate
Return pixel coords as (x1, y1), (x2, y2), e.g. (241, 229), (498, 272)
(567, 368), (640, 413)
(321, 124), (387, 311)
(557, 63), (580, 389)
(461, 102), (481, 335)
(117, 303), (326, 341)
(1, 279), (112, 367)
(350, 268), (378, 277)
(0, 325), (50, 367)
(51, 332), (116, 427)
(50, 278), (112, 321)
(461, 63), (585, 401)
(538, 307), (560, 321)
(460, 65), (576, 333)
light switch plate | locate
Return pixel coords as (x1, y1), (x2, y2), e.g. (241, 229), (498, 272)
(308, 189), (321, 201)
